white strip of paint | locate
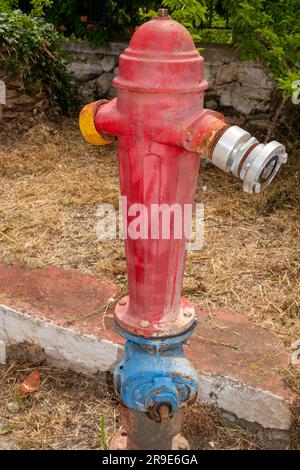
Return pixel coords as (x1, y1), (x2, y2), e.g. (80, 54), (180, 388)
(198, 372), (291, 430)
(0, 305), (121, 374)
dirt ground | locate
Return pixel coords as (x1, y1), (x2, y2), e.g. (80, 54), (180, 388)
(0, 358), (267, 450)
(0, 115), (299, 449)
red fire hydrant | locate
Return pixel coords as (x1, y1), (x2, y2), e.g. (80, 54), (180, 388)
(79, 9), (287, 450)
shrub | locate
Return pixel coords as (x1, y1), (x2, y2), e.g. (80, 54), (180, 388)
(0, 0), (16, 13)
(0, 9), (77, 114)
(227, 0), (300, 101)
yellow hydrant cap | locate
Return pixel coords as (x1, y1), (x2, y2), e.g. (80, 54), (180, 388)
(79, 101), (112, 146)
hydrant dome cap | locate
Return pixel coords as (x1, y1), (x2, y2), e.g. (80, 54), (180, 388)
(114, 17), (207, 94)
(129, 17), (198, 56)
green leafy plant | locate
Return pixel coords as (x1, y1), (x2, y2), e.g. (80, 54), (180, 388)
(227, 0), (300, 99)
(200, 9), (232, 44)
(30, 0), (53, 17)
(0, 424), (14, 435)
(42, 0), (106, 44)
(162, 0), (207, 42)
(35, 1), (161, 43)
(0, 9), (78, 113)
(0, 0), (16, 12)
(98, 416), (108, 450)
(12, 388), (27, 408)
(224, 0), (300, 137)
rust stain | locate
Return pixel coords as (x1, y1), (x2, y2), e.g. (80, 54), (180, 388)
(237, 142), (259, 177)
(201, 124), (231, 160)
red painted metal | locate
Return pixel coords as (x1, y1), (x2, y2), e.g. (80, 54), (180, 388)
(93, 15), (226, 337)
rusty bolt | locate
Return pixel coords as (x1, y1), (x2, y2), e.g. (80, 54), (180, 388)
(159, 405), (170, 423)
(139, 320), (150, 328)
(183, 309), (193, 318)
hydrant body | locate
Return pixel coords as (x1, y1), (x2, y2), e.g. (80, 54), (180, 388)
(79, 10), (287, 449)
(94, 16), (221, 337)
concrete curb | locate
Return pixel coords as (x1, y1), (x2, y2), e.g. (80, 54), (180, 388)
(0, 263), (298, 434)
(0, 305), (296, 432)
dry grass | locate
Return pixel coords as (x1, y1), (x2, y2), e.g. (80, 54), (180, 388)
(0, 116), (299, 344)
(0, 117), (126, 284)
(186, 157), (300, 344)
(282, 365), (300, 396)
(0, 360), (262, 450)
(0, 360), (119, 450)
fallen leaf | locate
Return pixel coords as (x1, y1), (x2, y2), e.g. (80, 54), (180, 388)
(0, 424), (14, 436)
(19, 369), (41, 396)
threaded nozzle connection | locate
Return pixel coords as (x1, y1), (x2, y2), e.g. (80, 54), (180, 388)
(211, 125), (287, 193)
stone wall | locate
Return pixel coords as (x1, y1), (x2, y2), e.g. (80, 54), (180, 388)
(0, 43), (47, 119)
(64, 39), (278, 129)
(200, 44), (275, 115)
(0, 72), (47, 119)
(0, 39), (279, 131)
(2, 77), (47, 119)
(64, 40), (125, 105)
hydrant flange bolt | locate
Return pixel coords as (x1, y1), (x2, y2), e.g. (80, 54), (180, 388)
(115, 295), (197, 338)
